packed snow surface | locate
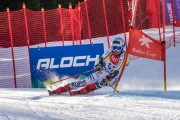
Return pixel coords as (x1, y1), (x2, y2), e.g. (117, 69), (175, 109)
(0, 45), (180, 120)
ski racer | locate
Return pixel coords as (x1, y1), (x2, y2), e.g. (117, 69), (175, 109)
(48, 37), (130, 96)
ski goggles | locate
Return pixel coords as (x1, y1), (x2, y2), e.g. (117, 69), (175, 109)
(112, 46), (122, 51)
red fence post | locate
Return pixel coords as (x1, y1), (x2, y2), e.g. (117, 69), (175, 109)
(78, 2), (82, 45)
(41, 8), (47, 47)
(69, 3), (75, 45)
(120, 0), (128, 45)
(7, 8), (17, 88)
(58, 4), (65, 46)
(85, 0), (92, 44)
(23, 3), (30, 49)
(102, 0), (110, 48)
(23, 3), (32, 87)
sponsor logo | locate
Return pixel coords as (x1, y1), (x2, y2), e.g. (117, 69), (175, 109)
(37, 55), (99, 69)
(110, 54), (120, 65)
(166, 3), (173, 23)
(132, 48), (157, 58)
(139, 35), (153, 48)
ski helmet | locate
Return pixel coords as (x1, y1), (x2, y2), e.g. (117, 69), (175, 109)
(111, 37), (125, 51)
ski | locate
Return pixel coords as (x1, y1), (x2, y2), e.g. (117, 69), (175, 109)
(69, 90), (80, 96)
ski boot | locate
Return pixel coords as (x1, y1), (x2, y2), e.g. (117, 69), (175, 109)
(69, 83), (97, 96)
(48, 90), (56, 96)
(48, 84), (71, 95)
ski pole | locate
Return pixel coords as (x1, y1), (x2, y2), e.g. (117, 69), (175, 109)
(109, 86), (119, 93)
(51, 69), (96, 85)
(113, 53), (129, 92)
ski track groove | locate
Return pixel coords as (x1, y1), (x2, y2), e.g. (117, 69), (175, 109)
(1, 113), (11, 120)
(25, 98), (51, 120)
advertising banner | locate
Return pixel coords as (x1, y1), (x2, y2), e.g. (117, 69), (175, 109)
(165, 0), (180, 24)
(165, 0), (173, 24)
(174, 0), (180, 26)
(30, 44), (104, 88)
(128, 28), (165, 61)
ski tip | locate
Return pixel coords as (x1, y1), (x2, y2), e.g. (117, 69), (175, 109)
(48, 90), (56, 96)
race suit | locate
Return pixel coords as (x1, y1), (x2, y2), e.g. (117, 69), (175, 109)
(70, 47), (129, 89)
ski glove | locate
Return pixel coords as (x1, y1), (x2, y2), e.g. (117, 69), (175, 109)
(100, 70), (119, 86)
(100, 78), (110, 86)
(106, 70), (119, 80)
(94, 58), (103, 71)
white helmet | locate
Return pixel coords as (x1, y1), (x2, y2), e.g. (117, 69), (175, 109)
(111, 37), (125, 51)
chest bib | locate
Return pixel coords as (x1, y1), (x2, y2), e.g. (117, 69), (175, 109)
(109, 54), (120, 65)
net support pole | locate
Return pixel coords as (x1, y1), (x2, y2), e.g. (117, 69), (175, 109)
(69, 3), (75, 45)
(58, 4), (65, 46)
(7, 8), (17, 88)
(85, 0), (92, 44)
(41, 8), (47, 47)
(23, 3), (32, 87)
(102, 0), (110, 48)
(23, 3), (30, 50)
(78, 2), (82, 45)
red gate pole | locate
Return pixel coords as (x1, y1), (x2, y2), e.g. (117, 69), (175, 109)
(69, 3), (75, 45)
(7, 8), (17, 88)
(85, 0), (92, 44)
(102, 0), (110, 48)
(162, 0), (167, 91)
(113, 0), (129, 92)
(41, 8), (47, 47)
(78, 2), (82, 45)
(58, 4), (65, 46)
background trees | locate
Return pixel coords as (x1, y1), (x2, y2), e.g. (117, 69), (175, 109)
(0, 0), (84, 11)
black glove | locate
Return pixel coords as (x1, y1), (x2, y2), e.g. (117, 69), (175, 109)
(100, 70), (119, 86)
(100, 78), (110, 86)
(106, 70), (119, 80)
(94, 59), (103, 71)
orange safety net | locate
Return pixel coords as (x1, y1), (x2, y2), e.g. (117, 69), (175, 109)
(0, 0), (130, 48)
(80, 0), (129, 40)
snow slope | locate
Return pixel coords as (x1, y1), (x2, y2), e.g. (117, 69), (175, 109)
(0, 45), (180, 120)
